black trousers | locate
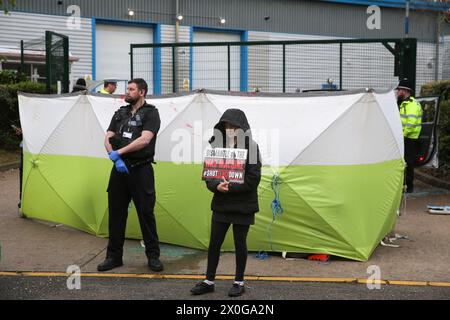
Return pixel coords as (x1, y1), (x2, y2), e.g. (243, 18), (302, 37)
(106, 164), (159, 261)
(404, 138), (419, 191)
(19, 150), (23, 203)
(206, 219), (250, 282)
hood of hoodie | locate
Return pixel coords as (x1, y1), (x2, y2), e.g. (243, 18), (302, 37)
(209, 108), (253, 148)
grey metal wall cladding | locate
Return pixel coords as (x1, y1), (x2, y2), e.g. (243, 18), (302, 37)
(0, 11), (92, 80)
(10, 0), (445, 41)
(9, 0), (176, 24)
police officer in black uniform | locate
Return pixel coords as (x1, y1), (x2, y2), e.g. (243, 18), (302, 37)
(97, 78), (163, 272)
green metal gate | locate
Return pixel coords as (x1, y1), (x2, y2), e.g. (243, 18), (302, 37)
(131, 38), (416, 95)
(45, 31), (69, 94)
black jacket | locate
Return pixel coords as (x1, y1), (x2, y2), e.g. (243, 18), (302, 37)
(206, 109), (262, 215)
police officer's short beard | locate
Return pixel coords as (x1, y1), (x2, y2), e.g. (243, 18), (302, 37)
(125, 95), (139, 105)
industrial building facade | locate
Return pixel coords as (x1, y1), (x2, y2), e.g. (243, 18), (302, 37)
(1, 0), (449, 93)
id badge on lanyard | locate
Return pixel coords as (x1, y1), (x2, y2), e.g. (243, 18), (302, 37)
(123, 131), (132, 139)
(122, 113), (141, 139)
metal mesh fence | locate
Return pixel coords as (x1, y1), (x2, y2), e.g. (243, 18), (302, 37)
(17, 37), (46, 79)
(191, 45), (241, 92)
(442, 39), (450, 80)
(342, 42), (399, 90)
(416, 38), (450, 93)
(131, 39), (422, 94)
(132, 47), (153, 90)
(21, 37), (45, 52)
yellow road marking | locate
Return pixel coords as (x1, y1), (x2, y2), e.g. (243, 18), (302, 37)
(357, 279), (388, 285)
(1, 272), (449, 287)
(429, 282), (450, 287)
(258, 276), (356, 283)
(387, 280), (428, 286)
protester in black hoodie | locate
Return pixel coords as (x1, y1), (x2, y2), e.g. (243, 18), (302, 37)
(191, 109), (262, 297)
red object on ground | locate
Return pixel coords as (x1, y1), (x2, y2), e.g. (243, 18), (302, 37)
(307, 254), (330, 262)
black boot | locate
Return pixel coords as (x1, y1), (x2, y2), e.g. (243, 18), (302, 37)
(148, 257), (164, 272)
(97, 258), (123, 271)
(228, 283), (245, 297)
(190, 281), (215, 295)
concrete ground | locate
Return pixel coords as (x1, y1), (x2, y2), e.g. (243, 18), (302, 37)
(1, 168), (450, 287)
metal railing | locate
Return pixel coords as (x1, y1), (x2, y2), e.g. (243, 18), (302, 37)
(131, 38), (417, 95)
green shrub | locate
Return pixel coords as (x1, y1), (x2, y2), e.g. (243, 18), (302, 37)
(420, 80), (450, 174)
(0, 69), (27, 84)
(0, 81), (46, 150)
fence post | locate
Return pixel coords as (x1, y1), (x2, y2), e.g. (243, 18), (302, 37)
(20, 40), (24, 75)
(401, 38), (417, 92)
(172, 46), (176, 93)
(228, 45), (231, 91)
(339, 42), (343, 91)
(282, 44), (286, 93)
(45, 31), (51, 94)
(130, 45), (134, 80)
(63, 36), (69, 93)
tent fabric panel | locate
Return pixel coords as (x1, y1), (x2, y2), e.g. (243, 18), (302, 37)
(242, 160), (403, 261)
(205, 93), (364, 167)
(292, 93), (402, 165)
(88, 94), (196, 134)
(18, 95), (78, 154)
(374, 91), (404, 157)
(40, 95), (107, 158)
(21, 152), (96, 233)
(155, 94), (222, 163)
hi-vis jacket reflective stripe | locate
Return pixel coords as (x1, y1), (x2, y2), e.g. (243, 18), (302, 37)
(399, 97), (422, 139)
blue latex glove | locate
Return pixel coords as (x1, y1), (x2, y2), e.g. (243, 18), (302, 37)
(109, 150), (121, 162)
(115, 158), (129, 174)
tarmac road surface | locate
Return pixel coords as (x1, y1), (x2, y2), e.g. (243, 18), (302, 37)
(1, 275), (450, 300)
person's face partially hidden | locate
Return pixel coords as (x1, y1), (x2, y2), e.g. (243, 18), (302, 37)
(224, 122), (239, 139)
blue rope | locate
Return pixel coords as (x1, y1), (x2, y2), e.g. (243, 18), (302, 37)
(254, 175), (283, 260)
(255, 251), (268, 260)
(271, 175), (284, 219)
(267, 174), (283, 251)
